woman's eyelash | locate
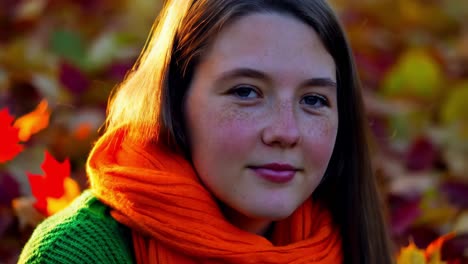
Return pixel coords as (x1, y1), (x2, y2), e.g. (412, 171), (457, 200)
(300, 94), (329, 108)
(226, 87), (329, 108)
(228, 85), (261, 99)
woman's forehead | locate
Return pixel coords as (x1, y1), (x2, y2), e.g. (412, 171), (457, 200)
(196, 12), (336, 83)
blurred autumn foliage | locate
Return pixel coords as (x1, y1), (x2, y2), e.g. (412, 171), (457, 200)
(0, 0), (467, 263)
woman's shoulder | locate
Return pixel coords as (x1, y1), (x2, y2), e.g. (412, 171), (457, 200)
(18, 190), (135, 264)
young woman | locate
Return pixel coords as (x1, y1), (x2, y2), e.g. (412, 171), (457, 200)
(19, 0), (394, 263)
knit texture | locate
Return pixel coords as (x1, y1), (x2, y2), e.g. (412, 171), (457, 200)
(18, 190), (134, 264)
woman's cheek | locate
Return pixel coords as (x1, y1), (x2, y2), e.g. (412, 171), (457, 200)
(302, 119), (338, 165)
(209, 109), (260, 154)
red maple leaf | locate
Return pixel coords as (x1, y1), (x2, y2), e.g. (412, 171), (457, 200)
(27, 151), (71, 215)
(0, 108), (24, 163)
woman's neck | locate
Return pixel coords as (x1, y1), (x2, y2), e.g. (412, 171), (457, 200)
(220, 204), (273, 237)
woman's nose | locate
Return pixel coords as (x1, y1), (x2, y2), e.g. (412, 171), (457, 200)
(261, 102), (300, 148)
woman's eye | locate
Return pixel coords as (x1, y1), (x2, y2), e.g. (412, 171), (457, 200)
(300, 94), (329, 108)
(229, 86), (260, 99)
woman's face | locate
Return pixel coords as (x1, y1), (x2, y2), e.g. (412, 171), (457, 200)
(185, 12), (338, 234)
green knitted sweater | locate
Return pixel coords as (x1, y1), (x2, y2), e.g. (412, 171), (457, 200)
(18, 190), (135, 263)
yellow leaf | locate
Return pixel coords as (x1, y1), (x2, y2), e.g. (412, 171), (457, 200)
(382, 49), (443, 101)
(416, 201), (458, 227)
(440, 82), (468, 125)
(46, 177), (81, 215)
(13, 99), (50, 141)
(397, 241), (427, 264)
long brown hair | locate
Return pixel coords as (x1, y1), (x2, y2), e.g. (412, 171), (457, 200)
(99, 0), (394, 263)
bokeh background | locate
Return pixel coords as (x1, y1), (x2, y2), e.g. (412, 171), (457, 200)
(1, 0), (467, 263)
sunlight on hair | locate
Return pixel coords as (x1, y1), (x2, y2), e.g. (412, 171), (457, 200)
(107, 0), (192, 143)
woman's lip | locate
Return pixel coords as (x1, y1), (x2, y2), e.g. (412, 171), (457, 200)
(250, 167), (296, 183)
(255, 163), (298, 171)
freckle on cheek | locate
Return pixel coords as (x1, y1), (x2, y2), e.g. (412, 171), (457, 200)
(307, 119), (336, 137)
(212, 107), (255, 147)
(223, 106), (252, 121)
(304, 120), (337, 155)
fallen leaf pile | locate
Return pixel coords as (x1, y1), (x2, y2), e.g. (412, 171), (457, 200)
(330, 0), (468, 261)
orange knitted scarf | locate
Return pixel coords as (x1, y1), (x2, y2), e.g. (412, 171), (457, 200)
(87, 130), (343, 263)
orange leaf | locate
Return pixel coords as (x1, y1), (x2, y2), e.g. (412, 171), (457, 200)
(0, 108), (23, 163)
(13, 99), (50, 141)
(425, 233), (456, 263)
(74, 122), (92, 140)
(27, 151), (72, 216)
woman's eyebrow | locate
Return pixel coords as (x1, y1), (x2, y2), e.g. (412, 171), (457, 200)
(215, 68), (337, 88)
(301, 78), (337, 89)
(216, 68), (270, 83)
